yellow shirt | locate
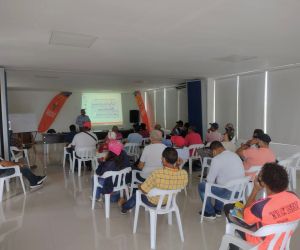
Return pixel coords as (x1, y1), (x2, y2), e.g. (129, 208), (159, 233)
(140, 166), (188, 205)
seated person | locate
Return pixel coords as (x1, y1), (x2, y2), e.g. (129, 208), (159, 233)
(185, 126), (203, 146)
(112, 126), (123, 140)
(243, 128), (264, 147)
(127, 124), (143, 144)
(198, 141), (244, 219)
(137, 130), (166, 180)
(171, 136), (189, 163)
(98, 131), (117, 153)
(139, 123), (150, 138)
(205, 123), (223, 143)
(93, 141), (129, 200)
(120, 147), (188, 214)
(70, 122), (98, 170)
(223, 123), (235, 141)
(222, 132), (237, 152)
(230, 163), (300, 249)
(64, 124), (77, 145)
(236, 133), (275, 176)
(171, 120), (184, 136)
(181, 122), (190, 137)
(0, 160), (46, 188)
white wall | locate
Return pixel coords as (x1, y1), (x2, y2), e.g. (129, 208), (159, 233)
(207, 64), (300, 157)
(8, 90), (138, 133)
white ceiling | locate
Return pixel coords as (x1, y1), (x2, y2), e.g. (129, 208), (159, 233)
(1, 0), (300, 91)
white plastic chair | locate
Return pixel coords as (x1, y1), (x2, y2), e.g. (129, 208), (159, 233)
(124, 143), (140, 162)
(0, 165), (26, 201)
(201, 177), (249, 223)
(130, 170), (143, 197)
(219, 219), (299, 250)
(141, 138), (150, 147)
(133, 188), (184, 249)
(10, 146), (30, 167)
(72, 147), (96, 176)
(283, 153), (300, 190)
(92, 167), (131, 218)
(62, 146), (72, 168)
(188, 144), (204, 175)
(200, 157), (212, 183)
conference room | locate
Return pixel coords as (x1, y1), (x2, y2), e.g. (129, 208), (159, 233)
(0, 1), (300, 249)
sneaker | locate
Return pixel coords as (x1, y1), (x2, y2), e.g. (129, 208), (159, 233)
(199, 211), (216, 220)
(37, 176), (47, 185)
(30, 183), (43, 189)
(215, 210), (222, 218)
(89, 196), (103, 202)
(120, 208), (128, 215)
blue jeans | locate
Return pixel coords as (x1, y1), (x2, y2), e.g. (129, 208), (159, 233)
(92, 177), (105, 199)
(198, 182), (232, 215)
(92, 177), (120, 201)
(122, 193), (156, 211)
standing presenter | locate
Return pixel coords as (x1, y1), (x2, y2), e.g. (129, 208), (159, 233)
(76, 109), (91, 131)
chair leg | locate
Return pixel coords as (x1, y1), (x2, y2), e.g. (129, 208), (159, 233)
(168, 212), (172, 225)
(149, 211), (157, 249)
(24, 150), (30, 167)
(0, 180), (4, 202)
(188, 159), (192, 175)
(133, 204), (140, 234)
(92, 184), (97, 210)
(125, 187), (129, 200)
(201, 194), (208, 223)
(63, 153), (66, 168)
(104, 194), (110, 219)
(5, 179), (10, 192)
(78, 160), (82, 177)
(175, 208), (184, 242)
(184, 187), (187, 196)
(19, 176), (26, 195)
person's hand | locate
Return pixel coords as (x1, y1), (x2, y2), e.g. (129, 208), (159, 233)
(176, 157), (183, 167)
(253, 175), (263, 192)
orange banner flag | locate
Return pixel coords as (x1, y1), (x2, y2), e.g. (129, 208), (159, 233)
(134, 91), (152, 131)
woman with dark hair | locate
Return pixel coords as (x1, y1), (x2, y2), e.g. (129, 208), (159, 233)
(92, 141), (130, 201)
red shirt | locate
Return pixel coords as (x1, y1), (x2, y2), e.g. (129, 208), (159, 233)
(244, 191), (300, 249)
(185, 132), (203, 146)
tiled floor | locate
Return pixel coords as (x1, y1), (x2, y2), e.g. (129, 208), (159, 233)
(1, 144), (300, 250)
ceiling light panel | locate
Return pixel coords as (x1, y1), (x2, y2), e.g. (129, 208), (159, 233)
(49, 31), (98, 48)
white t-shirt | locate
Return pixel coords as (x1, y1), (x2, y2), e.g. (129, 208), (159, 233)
(71, 131), (98, 152)
(222, 141), (237, 152)
(206, 150), (244, 185)
(140, 143), (166, 178)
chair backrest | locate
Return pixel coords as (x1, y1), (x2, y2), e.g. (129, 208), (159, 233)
(188, 144), (204, 158)
(101, 167), (131, 192)
(245, 165), (262, 175)
(253, 220), (299, 250)
(124, 143), (140, 155)
(224, 177), (250, 201)
(10, 146), (22, 161)
(147, 188), (181, 213)
(202, 157), (212, 168)
(75, 147), (96, 160)
(141, 138), (150, 146)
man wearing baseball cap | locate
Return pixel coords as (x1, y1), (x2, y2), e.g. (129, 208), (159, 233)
(76, 108), (91, 132)
(205, 122), (223, 143)
(236, 133), (276, 176)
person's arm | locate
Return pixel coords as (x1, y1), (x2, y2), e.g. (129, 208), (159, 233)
(0, 160), (23, 167)
(138, 161), (145, 170)
(138, 147), (147, 170)
(75, 116), (80, 126)
(139, 173), (156, 194)
(244, 176), (263, 209)
(206, 159), (218, 183)
(236, 145), (249, 159)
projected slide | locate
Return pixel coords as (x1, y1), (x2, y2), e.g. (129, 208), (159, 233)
(82, 93), (123, 125)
